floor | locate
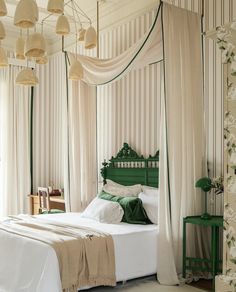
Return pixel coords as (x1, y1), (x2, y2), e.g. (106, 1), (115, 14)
(88, 276), (208, 292)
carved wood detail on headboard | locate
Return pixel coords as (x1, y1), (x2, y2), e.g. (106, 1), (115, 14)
(101, 143), (159, 188)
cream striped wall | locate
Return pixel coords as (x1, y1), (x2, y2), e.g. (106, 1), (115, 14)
(97, 9), (162, 184)
(96, 0), (236, 210)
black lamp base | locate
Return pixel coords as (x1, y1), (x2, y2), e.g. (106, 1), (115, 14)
(201, 212), (212, 220)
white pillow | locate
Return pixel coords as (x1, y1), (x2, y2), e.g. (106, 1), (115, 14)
(139, 186), (159, 224)
(102, 179), (142, 197)
(81, 197), (124, 224)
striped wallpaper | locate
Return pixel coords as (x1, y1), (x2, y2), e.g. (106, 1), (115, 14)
(97, 9), (162, 184)
(96, 0), (236, 211)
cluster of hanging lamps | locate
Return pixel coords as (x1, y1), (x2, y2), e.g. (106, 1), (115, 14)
(13, 0), (41, 85)
(0, 0), (98, 83)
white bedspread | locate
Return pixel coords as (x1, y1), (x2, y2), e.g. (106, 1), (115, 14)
(0, 213), (158, 292)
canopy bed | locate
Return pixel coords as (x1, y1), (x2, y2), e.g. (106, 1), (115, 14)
(63, 0), (204, 286)
(0, 0), (205, 290)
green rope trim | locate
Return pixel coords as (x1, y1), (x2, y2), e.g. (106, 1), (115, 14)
(160, 2), (172, 221)
(64, 52), (72, 212)
(65, 3), (162, 87)
(30, 86), (34, 194)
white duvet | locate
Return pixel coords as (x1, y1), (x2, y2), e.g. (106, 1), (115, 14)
(0, 213), (158, 292)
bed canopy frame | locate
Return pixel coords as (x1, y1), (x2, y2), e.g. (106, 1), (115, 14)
(101, 143), (159, 188)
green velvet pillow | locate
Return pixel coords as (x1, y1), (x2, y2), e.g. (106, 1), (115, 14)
(99, 191), (152, 225)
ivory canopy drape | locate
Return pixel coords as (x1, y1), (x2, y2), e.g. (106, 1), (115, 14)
(157, 4), (204, 284)
(67, 1), (204, 285)
(0, 65), (31, 216)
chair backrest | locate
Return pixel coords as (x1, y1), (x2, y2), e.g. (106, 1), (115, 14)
(38, 187), (51, 213)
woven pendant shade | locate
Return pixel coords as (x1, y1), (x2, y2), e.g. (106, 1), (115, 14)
(36, 55), (48, 64)
(25, 33), (46, 58)
(0, 0), (7, 17)
(231, 60), (236, 76)
(56, 15), (70, 35)
(0, 47), (8, 67)
(78, 28), (86, 41)
(15, 36), (25, 59)
(69, 59), (83, 80)
(84, 26), (97, 49)
(14, 0), (38, 28)
(0, 20), (5, 39)
(47, 0), (64, 14)
(16, 69), (38, 86)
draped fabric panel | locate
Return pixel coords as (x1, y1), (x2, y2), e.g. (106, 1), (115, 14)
(0, 66), (31, 216)
(65, 81), (97, 212)
(157, 4), (204, 284)
(69, 4), (163, 86)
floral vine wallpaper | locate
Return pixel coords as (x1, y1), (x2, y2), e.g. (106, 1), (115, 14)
(215, 23), (236, 292)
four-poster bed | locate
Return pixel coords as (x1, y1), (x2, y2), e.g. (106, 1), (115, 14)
(0, 0), (205, 290)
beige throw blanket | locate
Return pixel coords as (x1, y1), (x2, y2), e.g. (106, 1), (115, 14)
(0, 215), (116, 292)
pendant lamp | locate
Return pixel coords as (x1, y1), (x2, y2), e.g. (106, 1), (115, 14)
(36, 55), (48, 65)
(0, 20), (5, 39)
(15, 36), (25, 59)
(47, 0), (64, 14)
(25, 33), (46, 58)
(69, 59), (83, 80)
(78, 28), (86, 41)
(56, 14), (70, 35)
(16, 69), (38, 86)
(0, 0), (7, 17)
(14, 0), (38, 28)
(231, 60), (236, 76)
(84, 26), (97, 49)
(0, 47), (8, 67)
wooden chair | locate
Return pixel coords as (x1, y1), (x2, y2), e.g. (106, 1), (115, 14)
(38, 187), (64, 214)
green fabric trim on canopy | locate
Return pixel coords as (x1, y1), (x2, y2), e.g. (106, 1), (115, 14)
(67, 3), (163, 86)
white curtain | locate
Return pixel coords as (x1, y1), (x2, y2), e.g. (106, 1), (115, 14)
(157, 4), (204, 284)
(65, 80), (97, 212)
(33, 52), (97, 212)
(33, 53), (67, 193)
(0, 65), (31, 216)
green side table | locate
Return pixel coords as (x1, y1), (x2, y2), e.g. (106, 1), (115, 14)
(182, 215), (223, 290)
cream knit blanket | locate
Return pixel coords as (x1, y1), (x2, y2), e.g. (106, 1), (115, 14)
(0, 215), (116, 292)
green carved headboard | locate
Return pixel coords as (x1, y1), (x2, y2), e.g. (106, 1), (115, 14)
(101, 143), (159, 188)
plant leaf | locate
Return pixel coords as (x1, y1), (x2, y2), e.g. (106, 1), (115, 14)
(195, 177), (212, 192)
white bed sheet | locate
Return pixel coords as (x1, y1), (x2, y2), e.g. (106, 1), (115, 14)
(0, 213), (158, 292)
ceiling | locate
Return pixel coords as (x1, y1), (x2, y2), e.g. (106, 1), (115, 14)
(2, 0), (157, 54)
